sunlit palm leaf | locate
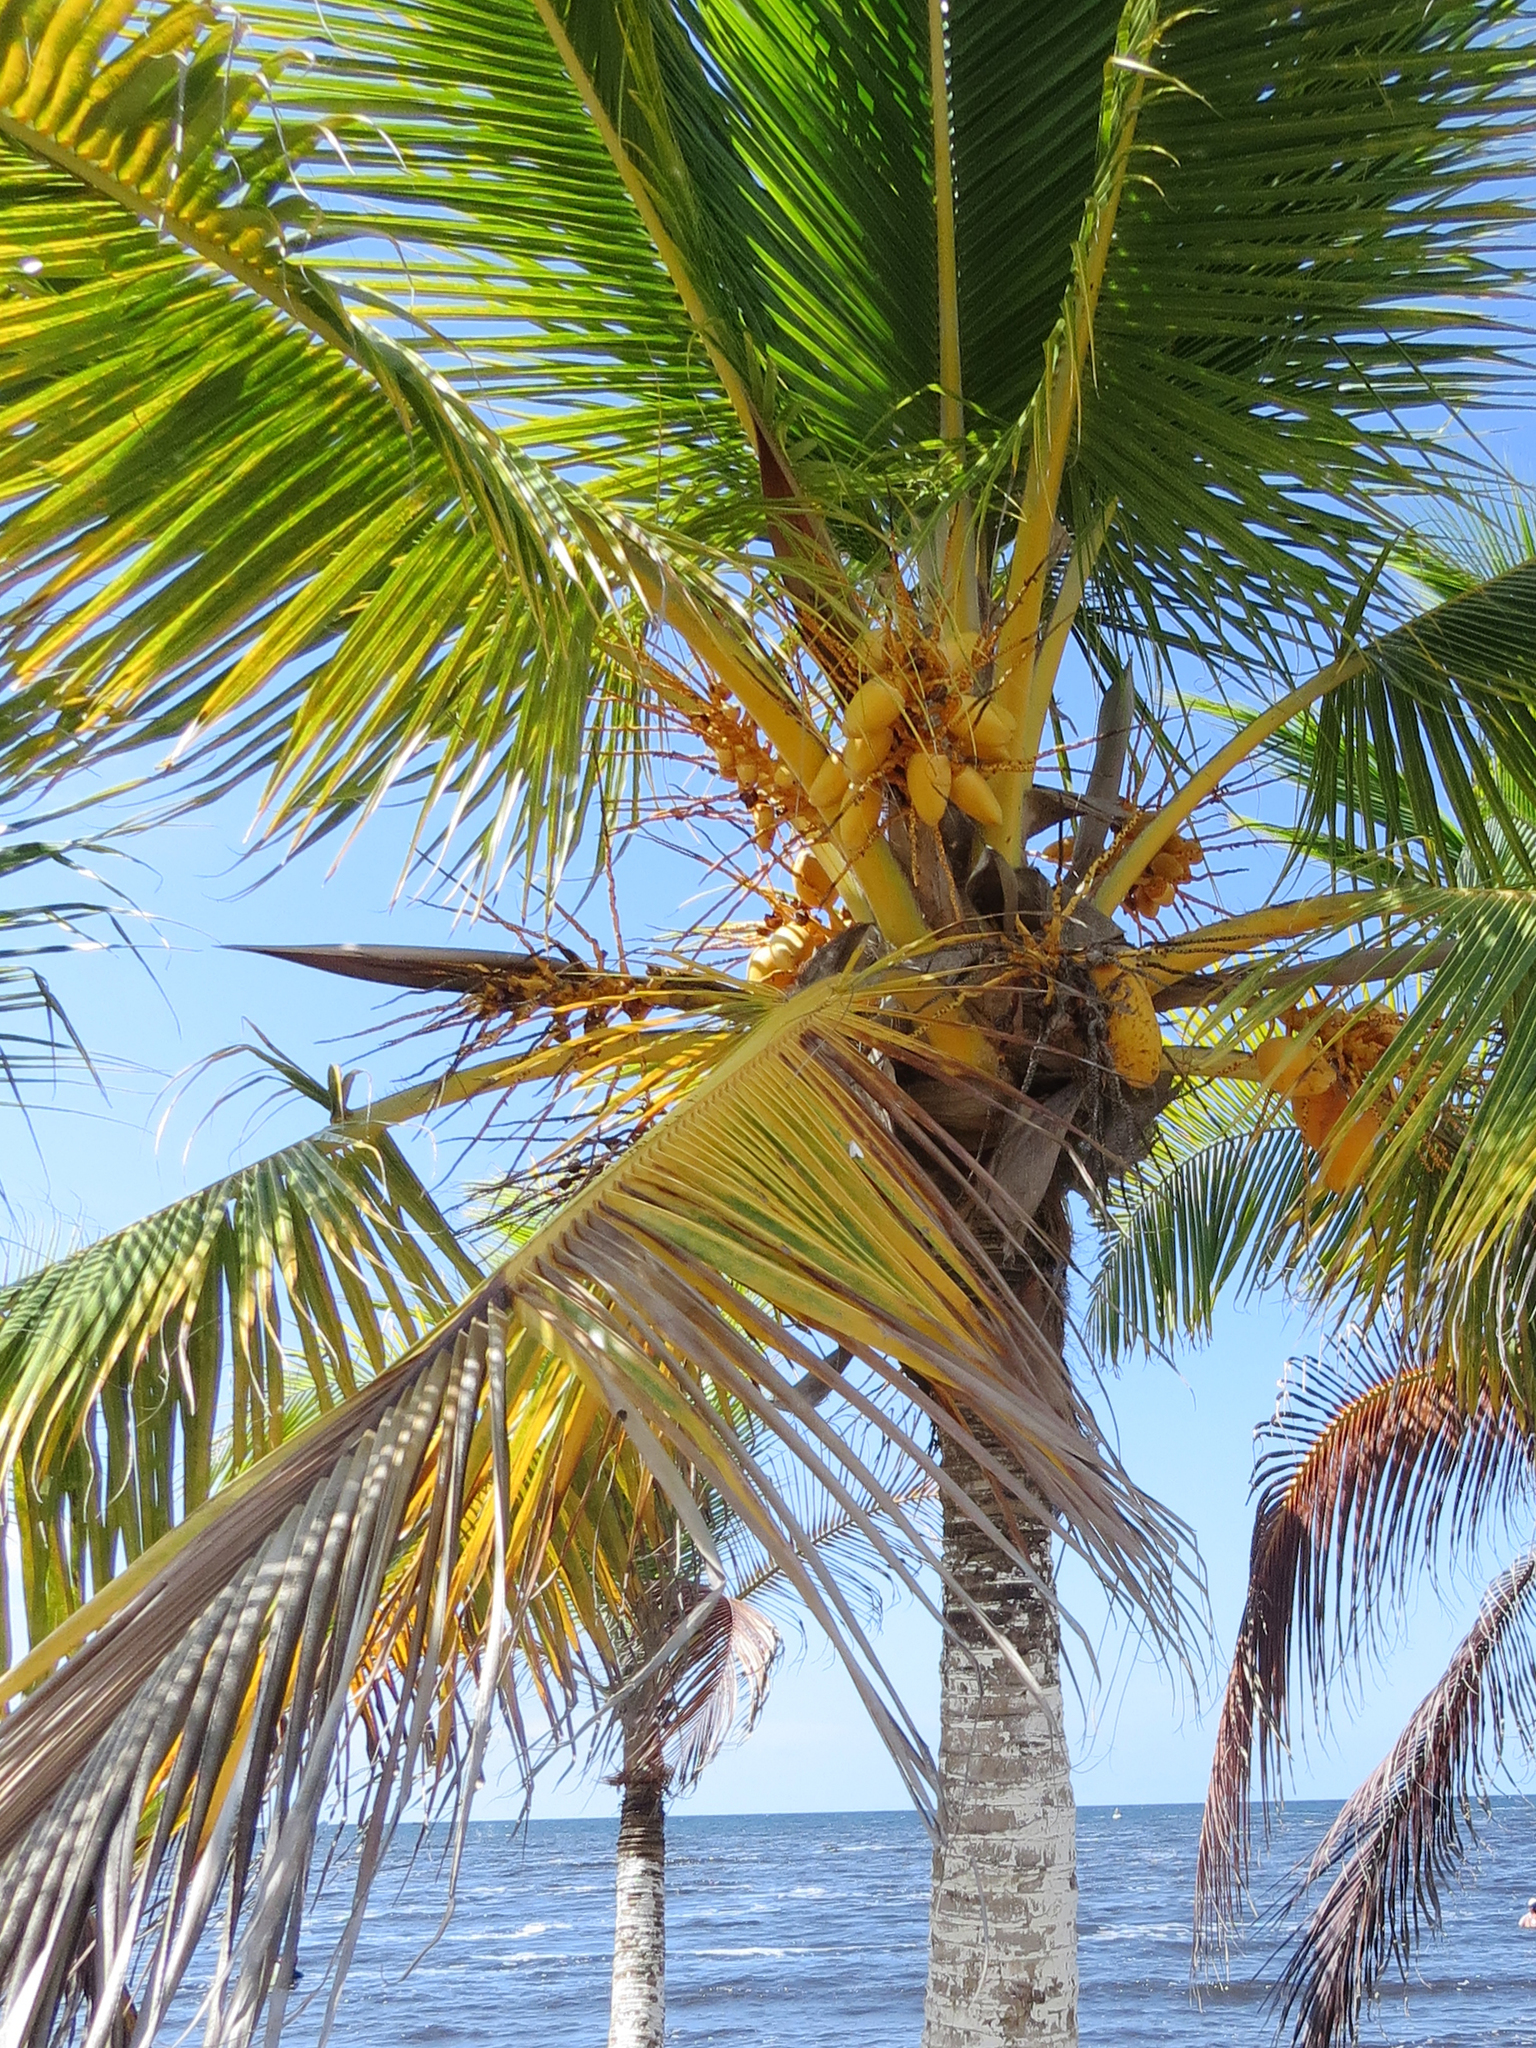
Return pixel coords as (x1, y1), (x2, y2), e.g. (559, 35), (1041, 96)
(1285, 544), (1536, 885)
(0, 0), (670, 888)
(0, 1061), (478, 1654)
(1076, 0), (1536, 650)
(1088, 1079), (1304, 1360)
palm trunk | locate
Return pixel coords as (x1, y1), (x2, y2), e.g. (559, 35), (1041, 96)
(607, 1770), (667, 2048)
(922, 1174), (1079, 2046)
(921, 1438), (1077, 2046)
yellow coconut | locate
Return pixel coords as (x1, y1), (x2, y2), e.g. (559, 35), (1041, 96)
(808, 754), (850, 810)
(1254, 1035), (1334, 1099)
(1287, 1057), (1339, 1101)
(1089, 963), (1162, 1089)
(950, 765), (1003, 827)
(905, 750), (952, 826)
(792, 847), (834, 909)
(836, 786), (884, 856)
(1293, 1084), (1347, 1150)
(940, 625), (979, 663)
(925, 1019), (977, 1064)
(971, 702), (1016, 763)
(747, 923), (814, 985)
(843, 677), (908, 741)
(945, 694), (1015, 761)
(842, 726), (894, 781)
(753, 803), (776, 850)
(1320, 1106), (1381, 1196)
(853, 626), (892, 672)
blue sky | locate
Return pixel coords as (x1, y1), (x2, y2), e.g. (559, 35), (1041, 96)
(3, 767), (1525, 1841)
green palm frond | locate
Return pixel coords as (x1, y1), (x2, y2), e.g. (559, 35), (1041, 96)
(0, 1059), (478, 1652)
(1142, 871), (1536, 1391)
(1277, 886), (1536, 1363)
(0, 0), (678, 889)
(949, 0), (1123, 433)
(1089, 1078), (1305, 1360)
(1074, 0), (1536, 653)
(5, 0), (1530, 892)
(1293, 552), (1536, 887)
(1169, 542), (1536, 895)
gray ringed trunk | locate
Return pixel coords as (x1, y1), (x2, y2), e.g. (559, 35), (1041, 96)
(922, 1181), (1079, 2047)
(921, 1435), (1077, 2046)
(608, 1774), (668, 2048)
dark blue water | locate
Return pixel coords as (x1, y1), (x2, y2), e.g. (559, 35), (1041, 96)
(219, 1803), (1536, 2043)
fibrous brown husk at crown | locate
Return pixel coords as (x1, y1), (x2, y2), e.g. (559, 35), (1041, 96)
(850, 808), (1174, 1245)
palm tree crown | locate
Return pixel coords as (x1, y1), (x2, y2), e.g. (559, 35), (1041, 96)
(3, 1), (1536, 2043)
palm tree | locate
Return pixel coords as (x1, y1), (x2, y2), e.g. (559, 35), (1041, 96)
(3, 0), (1536, 2042)
(601, 1568), (778, 2048)
(1192, 1319), (1536, 2048)
(596, 1447), (936, 2048)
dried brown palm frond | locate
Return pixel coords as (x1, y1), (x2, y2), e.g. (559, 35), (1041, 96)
(1275, 1547), (1536, 2048)
(1194, 1323), (1534, 1961)
(599, 1571), (780, 1796)
(597, 1441), (940, 1798)
(0, 973), (1193, 2048)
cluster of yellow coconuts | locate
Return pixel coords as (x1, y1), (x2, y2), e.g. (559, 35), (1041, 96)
(1253, 1002), (1402, 1194)
(744, 622), (1021, 985)
(745, 848), (844, 986)
(1122, 830), (1203, 920)
(1056, 823), (1204, 920)
(805, 625), (1016, 860)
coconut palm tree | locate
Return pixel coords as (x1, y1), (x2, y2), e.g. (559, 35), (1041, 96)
(596, 1443), (936, 2048)
(1192, 1319), (1536, 2048)
(601, 1567), (779, 2048)
(4, 0), (1536, 2041)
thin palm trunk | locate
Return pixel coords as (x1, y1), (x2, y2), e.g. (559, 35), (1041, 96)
(608, 1760), (668, 2048)
(923, 1183), (1078, 2046)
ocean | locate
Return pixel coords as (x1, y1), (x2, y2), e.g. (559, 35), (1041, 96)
(209, 1803), (1536, 2044)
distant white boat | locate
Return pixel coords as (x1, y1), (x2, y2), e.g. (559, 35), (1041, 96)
(1111, 1808), (1122, 1820)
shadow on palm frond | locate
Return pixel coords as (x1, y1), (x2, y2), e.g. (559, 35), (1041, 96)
(0, 972), (1193, 2047)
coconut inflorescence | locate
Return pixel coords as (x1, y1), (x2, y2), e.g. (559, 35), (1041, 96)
(1123, 831), (1203, 920)
(688, 682), (815, 855)
(1252, 1001), (1402, 1194)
